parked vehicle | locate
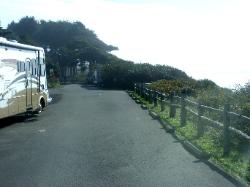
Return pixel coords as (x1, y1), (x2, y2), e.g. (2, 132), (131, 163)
(0, 37), (51, 119)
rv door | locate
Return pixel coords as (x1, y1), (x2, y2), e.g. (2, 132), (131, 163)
(25, 58), (32, 110)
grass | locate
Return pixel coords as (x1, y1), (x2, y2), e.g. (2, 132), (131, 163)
(132, 92), (250, 184)
(48, 81), (61, 88)
(48, 77), (61, 88)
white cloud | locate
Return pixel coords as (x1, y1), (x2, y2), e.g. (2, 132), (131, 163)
(0, 0), (249, 88)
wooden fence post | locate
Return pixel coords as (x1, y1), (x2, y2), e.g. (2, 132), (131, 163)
(142, 84), (145, 99)
(180, 95), (187, 126)
(223, 103), (230, 156)
(138, 83), (140, 96)
(149, 90), (153, 104)
(139, 83), (143, 97)
(169, 92), (176, 118)
(197, 102), (204, 137)
(161, 93), (165, 112)
(145, 89), (148, 101)
(153, 91), (157, 107)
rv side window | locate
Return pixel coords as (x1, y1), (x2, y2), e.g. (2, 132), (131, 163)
(40, 64), (46, 76)
(17, 62), (26, 72)
(32, 63), (37, 75)
(29, 61), (31, 72)
(39, 58), (44, 65)
(17, 62), (20, 72)
(31, 64), (33, 75)
(34, 66), (36, 75)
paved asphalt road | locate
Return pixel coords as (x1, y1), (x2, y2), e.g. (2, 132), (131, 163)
(0, 84), (239, 187)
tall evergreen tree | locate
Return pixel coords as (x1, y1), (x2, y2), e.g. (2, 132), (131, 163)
(0, 26), (11, 38)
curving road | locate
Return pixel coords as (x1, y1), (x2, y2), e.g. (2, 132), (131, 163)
(0, 84), (238, 187)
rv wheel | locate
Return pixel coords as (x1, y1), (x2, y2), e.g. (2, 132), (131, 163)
(35, 98), (45, 114)
(39, 98), (46, 112)
(37, 103), (43, 114)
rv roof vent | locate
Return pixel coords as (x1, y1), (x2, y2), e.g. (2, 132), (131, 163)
(10, 40), (18, 43)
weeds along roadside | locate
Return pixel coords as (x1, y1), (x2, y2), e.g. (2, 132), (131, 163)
(130, 90), (250, 185)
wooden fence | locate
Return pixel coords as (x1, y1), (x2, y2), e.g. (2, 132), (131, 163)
(134, 83), (250, 155)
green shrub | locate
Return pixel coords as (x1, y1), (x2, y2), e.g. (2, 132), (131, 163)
(148, 79), (195, 95)
(246, 162), (250, 181)
(48, 76), (61, 88)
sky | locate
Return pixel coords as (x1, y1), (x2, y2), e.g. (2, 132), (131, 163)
(0, 0), (250, 88)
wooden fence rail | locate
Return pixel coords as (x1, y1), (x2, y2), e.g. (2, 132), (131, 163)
(134, 83), (250, 155)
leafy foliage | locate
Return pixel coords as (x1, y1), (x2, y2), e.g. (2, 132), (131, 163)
(6, 16), (192, 89)
(234, 82), (250, 114)
(148, 79), (250, 147)
(231, 82), (250, 135)
(148, 79), (195, 95)
(195, 79), (218, 90)
(133, 87), (250, 184)
(8, 17), (117, 53)
(7, 16), (118, 82)
(99, 62), (190, 89)
(0, 26), (12, 38)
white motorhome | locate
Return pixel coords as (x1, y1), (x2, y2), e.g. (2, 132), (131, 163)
(0, 37), (51, 119)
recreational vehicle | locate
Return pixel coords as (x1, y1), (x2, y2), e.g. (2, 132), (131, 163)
(0, 37), (51, 119)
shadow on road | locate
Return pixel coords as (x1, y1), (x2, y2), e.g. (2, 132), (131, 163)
(49, 93), (63, 105)
(0, 93), (62, 129)
(81, 84), (100, 90)
(193, 159), (203, 163)
(0, 115), (38, 129)
(81, 84), (127, 91)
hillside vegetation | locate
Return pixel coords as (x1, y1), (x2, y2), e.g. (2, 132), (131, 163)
(134, 80), (250, 183)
